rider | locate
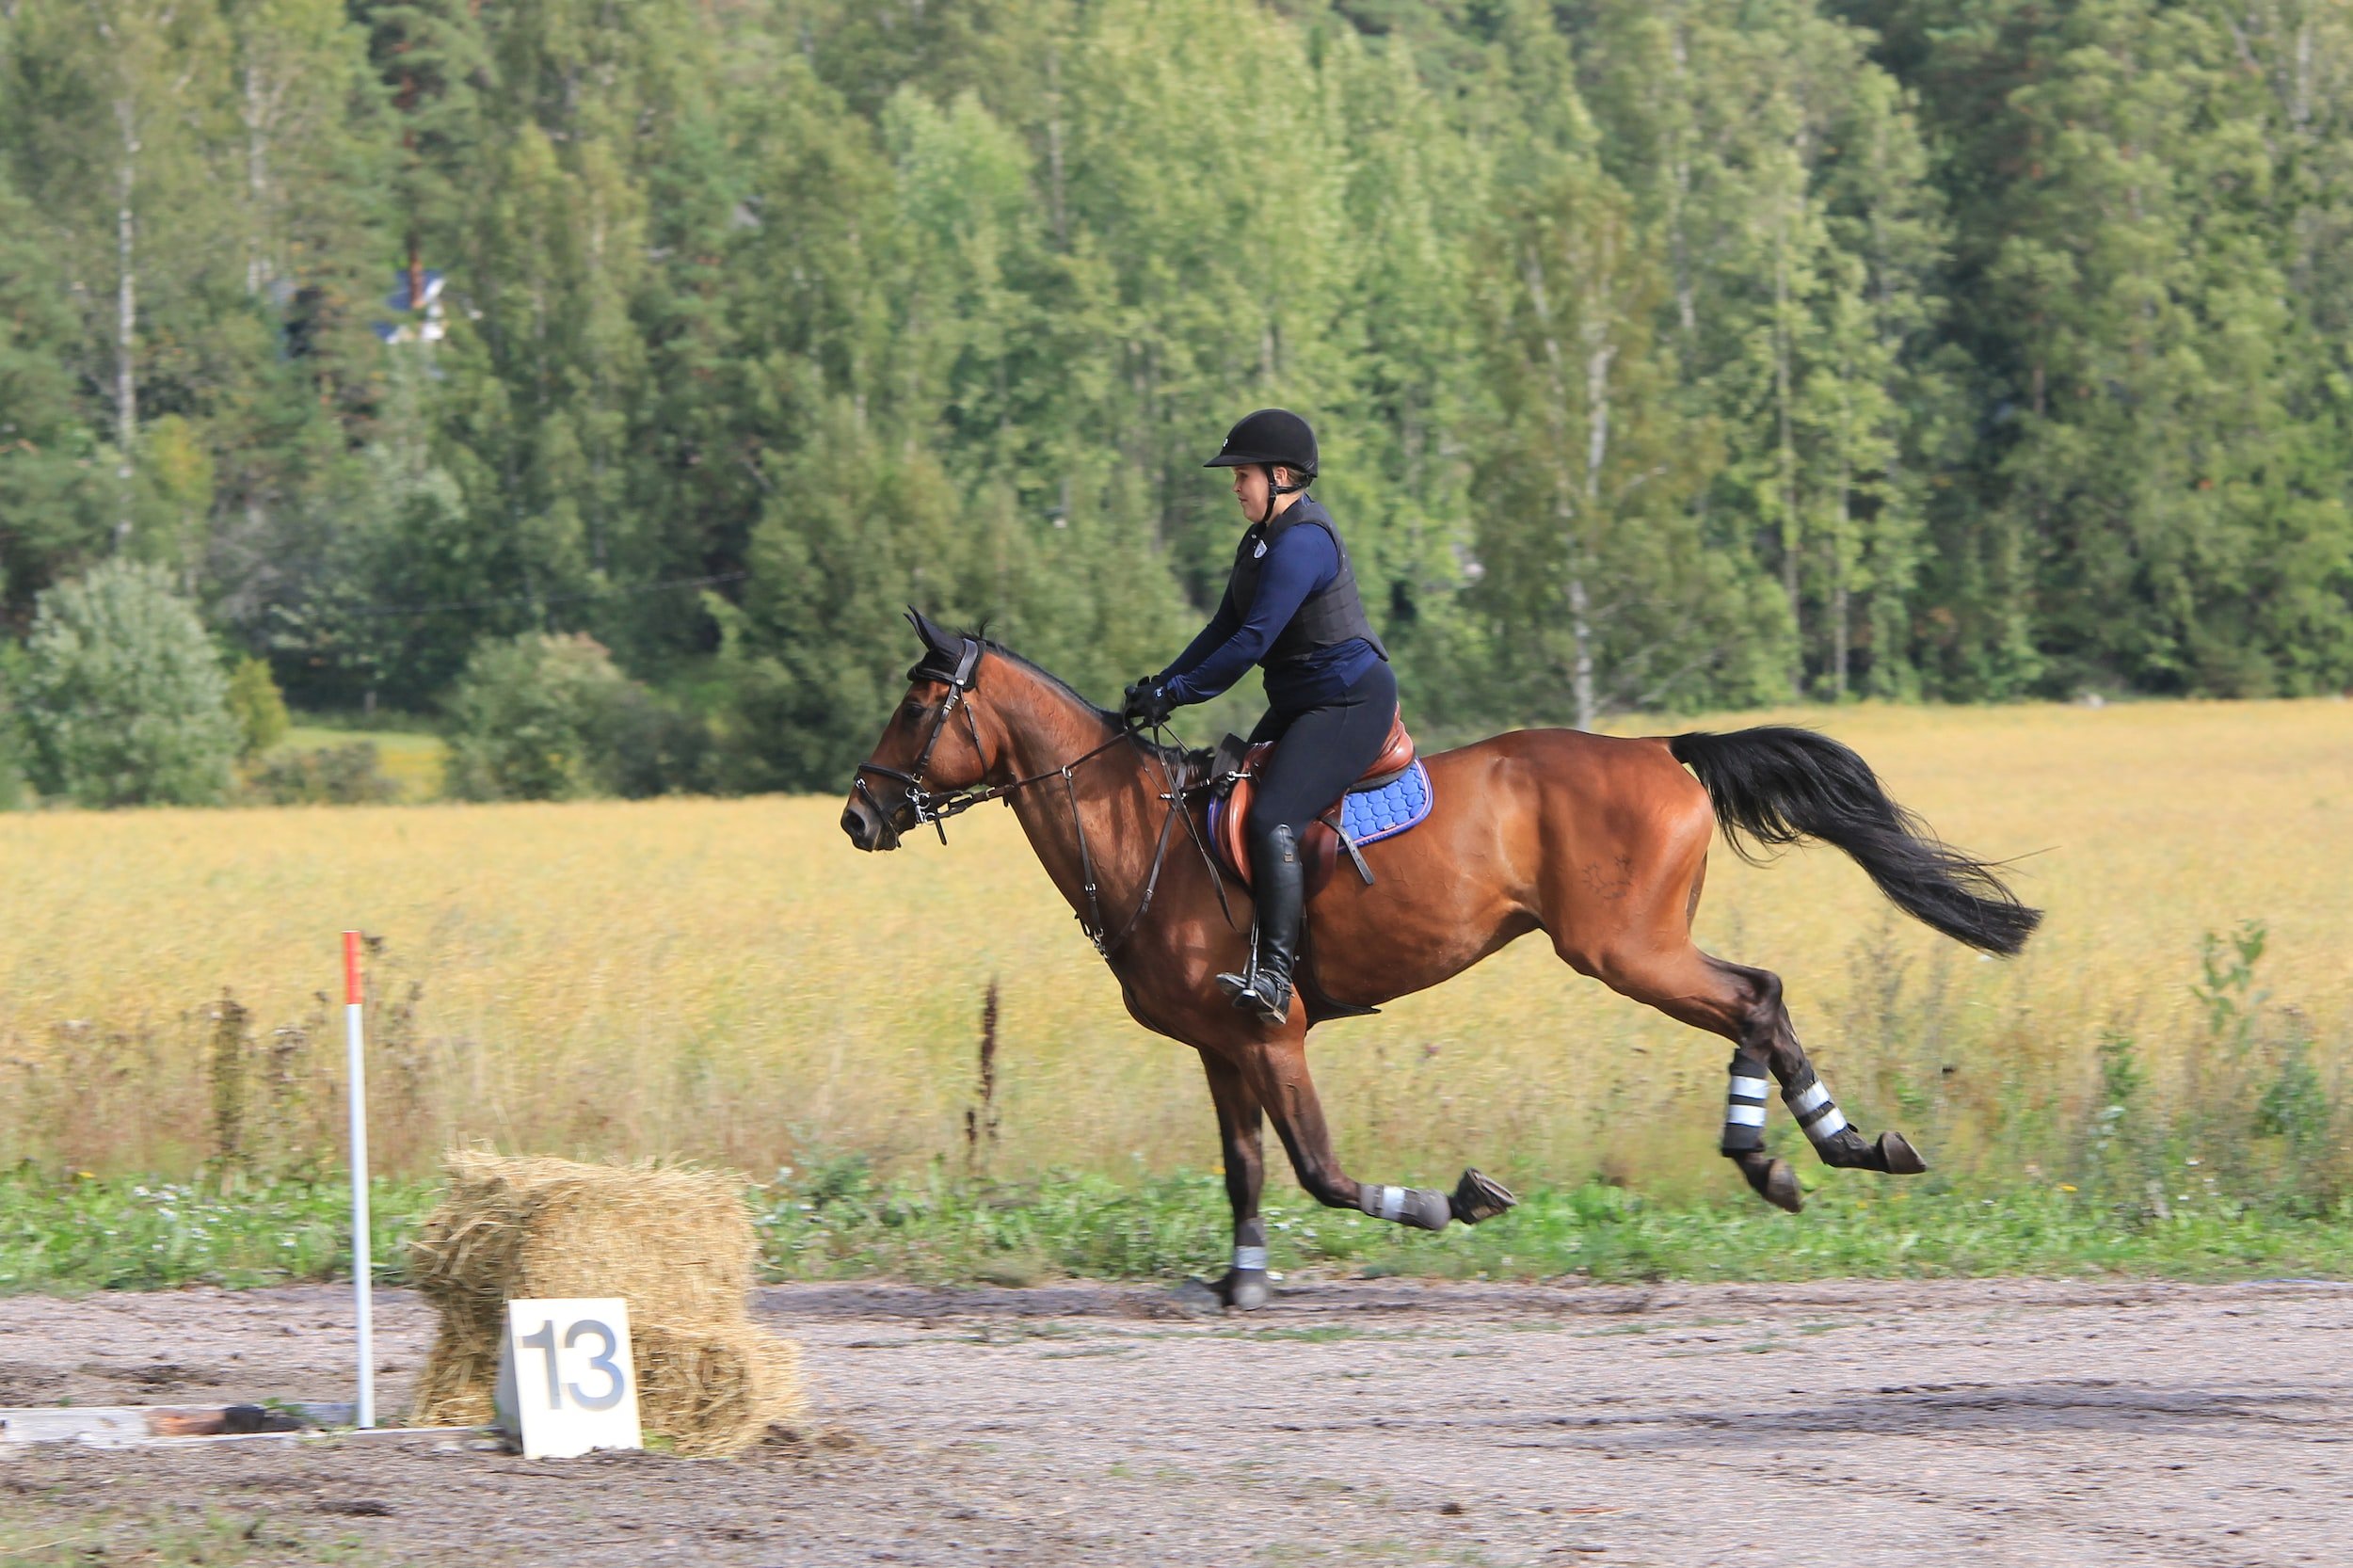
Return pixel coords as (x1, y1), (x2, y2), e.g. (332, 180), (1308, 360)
(1124, 408), (1395, 1025)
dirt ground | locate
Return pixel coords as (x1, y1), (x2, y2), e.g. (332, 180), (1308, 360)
(1, 1274), (2346, 1566)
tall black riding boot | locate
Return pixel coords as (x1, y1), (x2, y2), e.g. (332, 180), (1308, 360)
(1217, 824), (1303, 1027)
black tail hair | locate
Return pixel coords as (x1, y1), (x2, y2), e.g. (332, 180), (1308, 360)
(1670, 727), (2041, 958)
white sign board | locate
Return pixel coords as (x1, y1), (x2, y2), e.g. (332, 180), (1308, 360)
(493, 1298), (643, 1459)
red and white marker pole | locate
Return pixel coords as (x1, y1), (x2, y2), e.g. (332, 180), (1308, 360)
(344, 931), (375, 1429)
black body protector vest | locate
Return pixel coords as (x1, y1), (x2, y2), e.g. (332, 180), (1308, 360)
(1222, 495), (1388, 677)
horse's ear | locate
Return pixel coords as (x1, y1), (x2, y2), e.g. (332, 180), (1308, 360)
(905, 606), (955, 658)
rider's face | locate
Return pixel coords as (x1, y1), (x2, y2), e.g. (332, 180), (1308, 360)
(1231, 465), (1274, 520)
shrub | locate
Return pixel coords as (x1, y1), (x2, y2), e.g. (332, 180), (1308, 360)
(0, 645), (29, 809)
(225, 656), (291, 758)
(247, 742), (401, 806)
(600, 681), (718, 799)
(17, 561), (238, 806)
(442, 632), (709, 801)
(0, 719), (24, 812)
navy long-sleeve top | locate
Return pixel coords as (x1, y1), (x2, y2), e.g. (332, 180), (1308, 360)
(1154, 506), (1382, 714)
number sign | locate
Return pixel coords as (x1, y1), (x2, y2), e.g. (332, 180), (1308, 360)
(493, 1298), (644, 1458)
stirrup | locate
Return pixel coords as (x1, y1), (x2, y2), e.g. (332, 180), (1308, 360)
(1215, 964), (1291, 1025)
(1214, 926), (1264, 1009)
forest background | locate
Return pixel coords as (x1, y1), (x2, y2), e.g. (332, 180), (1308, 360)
(4, 0), (2352, 799)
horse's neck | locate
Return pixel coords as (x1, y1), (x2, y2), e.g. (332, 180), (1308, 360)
(993, 669), (1157, 922)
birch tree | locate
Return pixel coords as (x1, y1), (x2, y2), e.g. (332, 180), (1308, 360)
(3, 3), (227, 554)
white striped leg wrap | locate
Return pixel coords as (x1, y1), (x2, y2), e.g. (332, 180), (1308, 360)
(1368, 1185), (1407, 1222)
(1232, 1245), (1268, 1272)
(1722, 1063), (1769, 1153)
(1785, 1078), (1850, 1144)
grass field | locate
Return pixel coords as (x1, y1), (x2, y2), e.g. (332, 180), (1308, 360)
(2, 699), (2347, 1237)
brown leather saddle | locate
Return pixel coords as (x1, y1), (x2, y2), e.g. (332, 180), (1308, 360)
(1210, 707), (1417, 897)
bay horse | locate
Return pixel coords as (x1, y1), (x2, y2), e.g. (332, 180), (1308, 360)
(843, 613), (2040, 1309)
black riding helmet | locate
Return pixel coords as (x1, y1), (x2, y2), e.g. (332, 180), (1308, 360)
(1206, 408), (1317, 525)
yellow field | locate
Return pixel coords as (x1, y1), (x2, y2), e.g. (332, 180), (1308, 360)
(3, 699), (2346, 1192)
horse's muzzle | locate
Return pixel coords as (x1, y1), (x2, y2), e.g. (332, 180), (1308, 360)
(840, 791), (905, 853)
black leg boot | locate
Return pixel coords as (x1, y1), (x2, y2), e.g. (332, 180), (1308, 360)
(1217, 824), (1302, 1027)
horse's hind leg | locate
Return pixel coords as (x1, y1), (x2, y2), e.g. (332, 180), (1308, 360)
(1700, 956), (1929, 1181)
(1579, 943), (1927, 1211)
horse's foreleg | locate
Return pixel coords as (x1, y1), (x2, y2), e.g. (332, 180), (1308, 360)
(1234, 1036), (1515, 1234)
(1200, 1050), (1272, 1310)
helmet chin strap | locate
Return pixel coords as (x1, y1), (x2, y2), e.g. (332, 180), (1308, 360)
(1255, 463), (1309, 526)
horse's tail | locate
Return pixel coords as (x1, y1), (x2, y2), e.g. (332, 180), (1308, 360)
(1668, 726), (2041, 957)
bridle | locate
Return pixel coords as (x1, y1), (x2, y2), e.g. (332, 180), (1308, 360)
(851, 635), (1236, 957)
(851, 635), (995, 845)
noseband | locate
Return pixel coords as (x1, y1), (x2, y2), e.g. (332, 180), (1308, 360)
(851, 634), (1234, 955)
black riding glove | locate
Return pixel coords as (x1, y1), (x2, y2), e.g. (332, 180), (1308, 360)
(1122, 678), (1176, 728)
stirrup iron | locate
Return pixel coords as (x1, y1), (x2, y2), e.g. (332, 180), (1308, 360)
(1215, 926), (1290, 1024)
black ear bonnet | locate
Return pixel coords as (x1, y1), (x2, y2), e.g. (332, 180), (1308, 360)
(904, 606), (984, 689)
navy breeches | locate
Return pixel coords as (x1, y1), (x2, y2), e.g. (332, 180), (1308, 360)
(1243, 661), (1399, 844)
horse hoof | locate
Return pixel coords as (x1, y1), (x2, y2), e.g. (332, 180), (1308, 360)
(1878, 1131), (1928, 1176)
(1450, 1169), (1518, 1225)
(1743, 1157), (1803, 1213)
(1222, 1272), (1271, 1312)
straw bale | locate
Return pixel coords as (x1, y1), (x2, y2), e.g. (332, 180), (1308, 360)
(408, 1150), (803, 1452)
(633, 1320), (806, 1458)
(410, 1149), (756, 1317)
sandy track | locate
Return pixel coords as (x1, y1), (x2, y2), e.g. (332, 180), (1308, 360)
(1, 1275), (2346, 1565)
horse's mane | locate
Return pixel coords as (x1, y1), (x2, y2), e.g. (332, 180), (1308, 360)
(949, 626), (1198, 776)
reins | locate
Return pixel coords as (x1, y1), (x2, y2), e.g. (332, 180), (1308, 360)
(853, 636), (1237, 958)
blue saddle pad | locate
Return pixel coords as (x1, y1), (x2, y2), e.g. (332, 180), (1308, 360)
(1208, 759), (1435, 884)
(1337, 760), (1433, 844)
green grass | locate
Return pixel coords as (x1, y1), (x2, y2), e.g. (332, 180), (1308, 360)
(4, 1164), (2346, 1296)
(0, 1172), (433, 1292)
(0, 1509), (377, 1566)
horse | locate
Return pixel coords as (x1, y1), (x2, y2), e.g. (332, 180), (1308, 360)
(842, 612), (2041, 1309)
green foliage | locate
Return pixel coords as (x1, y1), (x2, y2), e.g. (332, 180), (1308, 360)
(0, 646), (29, 809)
(2086, 1030), (2149, 1202)
(442, 632), (628, 801)
(744, 1162), (2353, 1284)
(2194, 919), (2271, 1054)
(2256, 1035), (2331, 1162)
(442, 630), (711, 800)
(4, 0), (2352, 794)
(6, 1164), (2347, 1296)
(16, 561), (238, 806)
(224, 656), (290, 759)
(246, 742), (399, 806)
(0, 168), (107, 608)
(0, 1170), (424, 1292)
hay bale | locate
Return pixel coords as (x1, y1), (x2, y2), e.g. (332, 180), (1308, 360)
(408, 1151), (803, 1452)
(634, 1320), (806, 1459)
